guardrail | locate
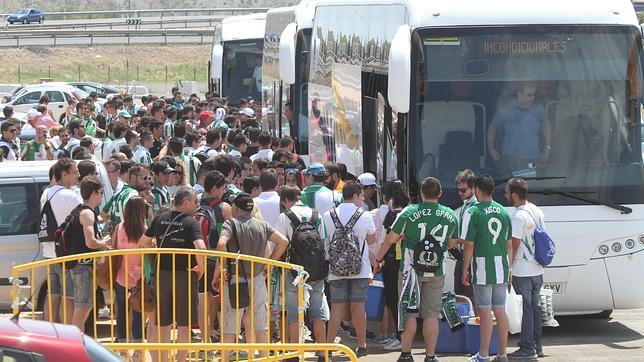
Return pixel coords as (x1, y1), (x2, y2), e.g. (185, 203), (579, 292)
(1, 15), (223, 31)
(0, 7), (268, 21)
(0, 28), (216, 47)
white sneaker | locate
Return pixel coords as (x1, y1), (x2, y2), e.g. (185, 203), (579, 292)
(98, 306), (111, 319)
(383, 339), (402, 351)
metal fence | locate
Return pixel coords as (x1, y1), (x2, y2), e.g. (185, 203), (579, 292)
(0, 8), (268, 21)
(11, 248), (357, 361)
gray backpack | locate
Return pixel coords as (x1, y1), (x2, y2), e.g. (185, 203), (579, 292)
(328, 208), (365, 276)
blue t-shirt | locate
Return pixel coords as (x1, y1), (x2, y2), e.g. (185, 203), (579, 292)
(491, 103), (545, 159)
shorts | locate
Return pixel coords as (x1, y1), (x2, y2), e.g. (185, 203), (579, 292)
(71, 264), (94, 308)
(473, 283), (507, 309)
(285, 272), (328, 324)
(398, 273), (445, 319)
(198, 260), (218, 296)
(222, 273), (268, 335)
(48, 262), (74, 298)
(157, 270), (198, 327)
(329, 278), (369, 304)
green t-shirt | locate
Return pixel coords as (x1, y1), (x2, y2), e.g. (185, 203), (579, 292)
(462, 200), (512, 285)
(102, 185), (138, 224)
(391, 202), (459, 277)
(21, 140), (49, 161)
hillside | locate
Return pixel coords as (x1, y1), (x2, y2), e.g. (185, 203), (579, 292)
(5, 0), (297, 12)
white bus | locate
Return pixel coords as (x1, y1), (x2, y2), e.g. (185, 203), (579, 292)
(210, 12), (267, 105)
(281, 0), (644, 315)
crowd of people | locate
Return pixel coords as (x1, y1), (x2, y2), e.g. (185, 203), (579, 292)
(1, 89), (547, 362)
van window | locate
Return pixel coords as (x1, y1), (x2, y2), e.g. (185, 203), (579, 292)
(0, 185), (37, 236)
(12, 92), (41, 106)
(45, 91), (64, 103)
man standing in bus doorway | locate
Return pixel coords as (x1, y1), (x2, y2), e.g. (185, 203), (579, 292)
(462, 175), (512, 362)
(487, 82), (552, 175)
(250, 56), (262, 99)
(505, 178), (545, 360)
(452, 169), (477, 302)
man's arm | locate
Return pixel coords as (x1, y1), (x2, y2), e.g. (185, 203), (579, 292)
(487, 125), (500, 160)
(192, 238), (207, 278)
(268, 230), (288, 261)
(79, 209), (109, 249)
(508, 239), (515, 267)
(462, 241), (475, 286)
(541, 120), (552, 158)
(375, 230), (401, 262)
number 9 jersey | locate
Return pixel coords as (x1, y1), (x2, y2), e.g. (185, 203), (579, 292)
(460, 200), (512, 285)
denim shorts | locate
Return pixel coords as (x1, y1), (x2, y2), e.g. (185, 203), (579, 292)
(329, 278), (370, 304)
(473, 283), (507, 309)
(48, 263), (74, 298)
(285, 272), (328, 324)
(71, 264), (94, 308)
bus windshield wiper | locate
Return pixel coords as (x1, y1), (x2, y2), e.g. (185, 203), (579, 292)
(528, 188), (633, 215)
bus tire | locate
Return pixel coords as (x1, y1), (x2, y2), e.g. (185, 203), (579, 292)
(593, 310), (613, 319)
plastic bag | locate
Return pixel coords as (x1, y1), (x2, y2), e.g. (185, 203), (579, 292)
(506, 286), (523, 334)
(540, 287), (559, 327)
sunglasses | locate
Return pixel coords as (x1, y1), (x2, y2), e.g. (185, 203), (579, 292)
(7, 129), (17, 133)
(456, 188), (469, 193)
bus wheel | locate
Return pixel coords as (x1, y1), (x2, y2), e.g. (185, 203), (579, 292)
(592, 310), (613, 319)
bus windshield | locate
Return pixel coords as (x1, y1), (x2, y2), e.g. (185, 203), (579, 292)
(222, 39), (263, 105)
(410, 26), (644, 207)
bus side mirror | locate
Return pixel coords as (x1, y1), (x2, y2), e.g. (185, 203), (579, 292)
(280, 22), (297, 85)
(211, 44), (223, 81)
(388, 25), (411, 114)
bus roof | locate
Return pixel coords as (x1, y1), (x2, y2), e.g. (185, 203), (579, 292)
(294, 0), (318, 30)
(314, 0), (638, 28)
(220, 12), (267, 42)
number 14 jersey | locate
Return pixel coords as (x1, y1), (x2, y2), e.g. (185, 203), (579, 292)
(461, 200), (512, 285)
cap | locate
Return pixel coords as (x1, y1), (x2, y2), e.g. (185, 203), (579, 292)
(304, 162), (327, 176)
(232, 192), (254, 212)
(199, 110), (215, 122)
(357, 173), (379, 188)
(117, 110), (132, 118)
(27, 109), (42, 118)
(240, 107), (255, 117)
(151, 160), (175, 174)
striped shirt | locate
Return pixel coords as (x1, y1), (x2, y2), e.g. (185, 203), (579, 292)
(102, 185), (139, 224)
(163, 119), (175, 139)
(151, 184), (171, 215)
(133, 145), (152, 165)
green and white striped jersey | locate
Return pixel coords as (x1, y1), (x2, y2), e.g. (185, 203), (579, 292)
(101, 185), (139, 224)
(133, 145), (152, 165)
(163, 120), (174, 138)
(461, 200), (512, 285)
(151, 184), (171, 215)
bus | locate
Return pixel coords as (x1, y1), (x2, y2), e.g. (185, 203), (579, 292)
(210, 12), (267, 106)
(261, 6), (296, 137)
(281, 0), (644, 315)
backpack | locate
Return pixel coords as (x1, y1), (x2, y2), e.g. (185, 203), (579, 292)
(413, 234), (444, 274)
(38, 188), (64, 243)
(54, 205), (92, 269)
(525, 209), (556, 266)
(194, 147), (211, 163)
(195, 201), (224, 250)
(285, 209), (328, 282)
(328, 209), (365, 277)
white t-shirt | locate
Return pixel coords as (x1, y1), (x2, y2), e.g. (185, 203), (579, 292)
(229, 150), (242, 158)
(40, 185), (82, 258)
(250, 148), (274, 162)
(511, 202), (545, 277)
(105, 138), (126, 159)
(323, 203), (376, 281)
(254, 191), (281, 227)
(275, 202), (327, 241)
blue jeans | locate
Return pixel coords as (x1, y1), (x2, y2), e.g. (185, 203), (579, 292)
(512, 275), (543, 352)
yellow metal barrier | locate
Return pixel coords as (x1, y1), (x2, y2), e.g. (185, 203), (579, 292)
(10, 248), (356, 361)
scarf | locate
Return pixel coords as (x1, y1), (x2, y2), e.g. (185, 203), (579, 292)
(398, 248), (420, 331)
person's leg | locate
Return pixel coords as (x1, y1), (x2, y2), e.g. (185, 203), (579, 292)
(473, 285), (493, 357)
(114, 283), (127, 341)
(176, 326), (190, 362)
(382, 258), (400, 338)
(350, 301), (367, 348)
(45, 264), (62, 323)
(512, 276), (535, 352)
(400, 315), (417, 353)
(326, 279), (348, 343)
(533, 275), (544, 354)
(420, 276), (444, 357)
(491, 284), (509, 356)
(71, 265), (92, 332)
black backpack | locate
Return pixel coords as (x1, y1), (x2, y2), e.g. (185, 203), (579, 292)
(194, 148), (212, 163)
(285, 209), (328, 282)
(413, 234), (444, 274)
(195, 201), (224, 250)
(54, 205), (91, 269)
(38, 188), (63, 243)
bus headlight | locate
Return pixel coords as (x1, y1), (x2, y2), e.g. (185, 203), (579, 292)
(612, 242), (622, 253)
(625, 239), (635, 249)
(599, 245), (609, 255)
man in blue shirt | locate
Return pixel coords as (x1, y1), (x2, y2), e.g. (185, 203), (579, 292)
(487, 83), (552, 174)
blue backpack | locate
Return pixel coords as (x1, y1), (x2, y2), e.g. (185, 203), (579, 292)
(525, 209), (556, 266)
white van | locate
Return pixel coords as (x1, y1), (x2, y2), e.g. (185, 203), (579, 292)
(0, 160), (112, 311)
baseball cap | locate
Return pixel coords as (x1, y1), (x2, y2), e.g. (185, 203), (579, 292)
(357, 173), (380, 188)
(27, 109), (42, 118)
(117, 110), (132, 118)
(232, 192), (254, 212)
(304, 162), (327, 176)
(240, 107), (255, 117)
(199, 110), (215, 122)
(151, 160), (174, 174)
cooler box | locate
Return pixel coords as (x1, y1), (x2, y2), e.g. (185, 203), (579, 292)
(437, 317), (467, 353)
(465, 318), (499, 356)
(366, 273), (385, 321)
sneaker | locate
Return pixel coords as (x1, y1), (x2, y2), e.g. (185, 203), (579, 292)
(191, 330), (202, 341)
(425, 356), (440, 362)
(536, 348), (544, 358)
(383, 339), (402, 351)
(397, 353), (414, 362)
(339, 322), (352, 333)
(492, 355), (508, 362)
(230, 350), (249, 360)
(348, 328), (376, 340)
(374, 333), (393, 344)
(97, 306), (111, 319)
(507, 348), (537, 360)
(466, 353), (490, 362)
(355, 347), (368, 357)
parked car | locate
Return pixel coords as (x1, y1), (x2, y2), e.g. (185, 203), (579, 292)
(0, 83), (88, 120)
(7, 9), (45, 25)
(70, 82), (121, 99)
(0, 316), (122, 361)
